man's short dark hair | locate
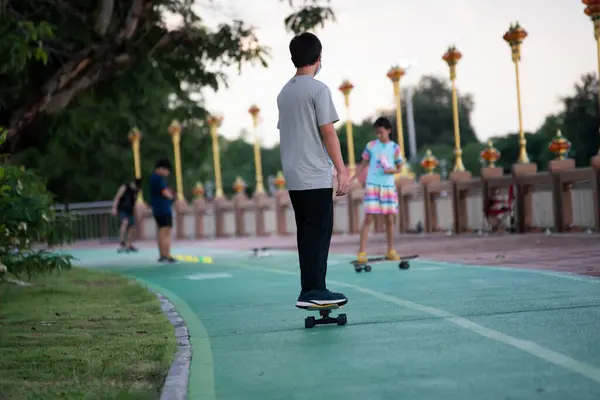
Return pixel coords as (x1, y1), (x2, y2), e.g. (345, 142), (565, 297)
(373, 116), (393, 130)
(155, 158), (172, 170)
(289, 32), (322, 68)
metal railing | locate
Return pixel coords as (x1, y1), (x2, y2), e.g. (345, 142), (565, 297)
(54, 201), (121, 242)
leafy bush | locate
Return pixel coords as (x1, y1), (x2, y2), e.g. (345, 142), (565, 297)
(0, 129), (74, 279)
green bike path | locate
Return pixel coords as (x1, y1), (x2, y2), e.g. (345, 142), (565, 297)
(68, 246), (600, 400)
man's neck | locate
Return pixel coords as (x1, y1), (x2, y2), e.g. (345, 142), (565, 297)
(295, 67), (314, 77)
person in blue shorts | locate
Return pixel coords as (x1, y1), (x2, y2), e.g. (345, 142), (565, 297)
(149, 158), (176, 263)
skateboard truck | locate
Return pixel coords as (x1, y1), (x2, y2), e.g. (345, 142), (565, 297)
(304, 306), (347, 329)
(351, 254), (418, 272)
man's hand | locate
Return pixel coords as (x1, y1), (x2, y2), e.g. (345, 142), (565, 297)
(336, 169), (350, 196)
(384, 168), (398, 175)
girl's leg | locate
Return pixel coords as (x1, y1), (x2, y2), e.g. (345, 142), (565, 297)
(359, 214), (374, 254)
(382, 185), (400, 260)
(385, 214), (394, 252)
(358, 184), (378, 261)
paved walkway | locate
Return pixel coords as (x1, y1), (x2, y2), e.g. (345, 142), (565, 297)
(63, 233), (600, 400)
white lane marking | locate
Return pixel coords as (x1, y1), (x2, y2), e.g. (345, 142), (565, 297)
(184, 273), (232, 281)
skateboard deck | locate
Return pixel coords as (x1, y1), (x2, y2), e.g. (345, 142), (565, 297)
(350, 254), (419, 272)
(250, 247), (270, 258)
(117, 247), (138, 254)
(301, 303), (347, 328)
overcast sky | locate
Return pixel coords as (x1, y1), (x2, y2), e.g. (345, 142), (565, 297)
(197, 0), (595, 148)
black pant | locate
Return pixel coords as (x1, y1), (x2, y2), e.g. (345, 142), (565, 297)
(289, 188), (334, 292)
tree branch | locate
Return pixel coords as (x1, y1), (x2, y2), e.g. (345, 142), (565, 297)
(95, 0), (114, 36)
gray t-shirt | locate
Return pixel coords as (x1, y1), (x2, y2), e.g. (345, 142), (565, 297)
(277, 75), (339, 191)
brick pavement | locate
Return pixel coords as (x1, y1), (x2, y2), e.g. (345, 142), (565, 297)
(60, 232), (600, 277)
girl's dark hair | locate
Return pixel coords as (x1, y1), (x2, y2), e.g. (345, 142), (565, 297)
(373, 116), (393, 130)
(373, 116), (397, 141)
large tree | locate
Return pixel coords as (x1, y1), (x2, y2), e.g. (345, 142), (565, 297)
(1, 0), (334, 202)
(0, 0), (335, 151)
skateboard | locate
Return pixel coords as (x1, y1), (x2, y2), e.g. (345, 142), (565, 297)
(350, 254), (419, 273)
(251, 247), (270, 258)
(302, 303), (347, 329)
(117, 247), (138, 254)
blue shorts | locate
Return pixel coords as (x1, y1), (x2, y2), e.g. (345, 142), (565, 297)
(119, 211), (135, 227)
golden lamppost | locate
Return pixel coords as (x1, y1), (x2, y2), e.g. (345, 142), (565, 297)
(207, 114), (224, 198)
(503, 22), (530, 164)
(386, 66), (413, 178)
(127, 127), (144, 203)
(168, 120), (184, 200)
(583, 1), (600, 113)
(248, 105), (265, 194)
(548, 130), (572, 160)
(443, 45), (466, 172)
(420, 149), (439, 175)
(338, 80), (356, 175)
(480, 140), (501, 168)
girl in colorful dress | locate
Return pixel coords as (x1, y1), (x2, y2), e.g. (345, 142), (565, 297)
(350, 117), (404, 263)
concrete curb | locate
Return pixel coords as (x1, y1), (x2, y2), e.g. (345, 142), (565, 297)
(151, 290), (191, 400)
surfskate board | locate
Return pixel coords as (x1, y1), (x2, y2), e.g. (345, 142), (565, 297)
(298, 303), (347, 328)
(117, 247), (138, 254)
(250, 247), (271, 258)
(350, 254), (419, 272)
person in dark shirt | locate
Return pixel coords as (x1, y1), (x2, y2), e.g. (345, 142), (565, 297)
(149, 158), (176, 263)
(111, 178), (141, 252)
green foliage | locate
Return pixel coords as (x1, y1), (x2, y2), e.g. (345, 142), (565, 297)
(0, 19), (53, 75)
(0, 132), (74, 279)
(2, 0), (334, 201)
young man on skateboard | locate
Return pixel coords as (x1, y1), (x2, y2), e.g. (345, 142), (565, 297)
(149, 158), (176, 263)
(277, 32), (349, 308)
(111, 178), (141, 252)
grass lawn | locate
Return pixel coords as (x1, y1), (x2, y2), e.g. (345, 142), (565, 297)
(0, 267), (177, 400)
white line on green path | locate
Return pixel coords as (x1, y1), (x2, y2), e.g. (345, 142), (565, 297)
(226, 261), (600, 386)
(133, 278), (216, 400)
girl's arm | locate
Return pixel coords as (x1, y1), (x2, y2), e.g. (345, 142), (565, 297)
(351, 159), (369, 182)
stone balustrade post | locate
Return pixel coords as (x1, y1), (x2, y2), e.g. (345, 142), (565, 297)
(193, 197), (208, 239)
(274, 189), (291, 235)
(420, 173), (441, 233)
(214, 197), (233, 238)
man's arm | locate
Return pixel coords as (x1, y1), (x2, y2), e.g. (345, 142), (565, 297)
(112, 185), (126, 214)
(314, 87), (344, 173)
(320, 123), (345, 173)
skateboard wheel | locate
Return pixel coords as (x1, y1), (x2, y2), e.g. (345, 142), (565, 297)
(355, 267), (362, 273)
(305, 316), (316, 329)
(337, 314), (347, 326)
(364, 265), (372, 272)
(399, 261), (410, 270)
